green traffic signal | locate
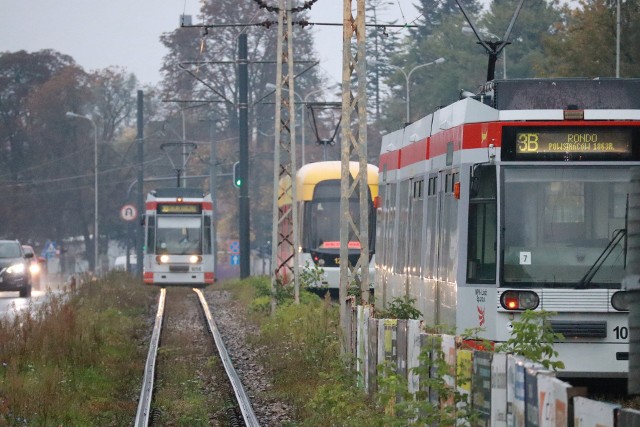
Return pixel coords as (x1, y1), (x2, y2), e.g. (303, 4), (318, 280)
(233, 161), (242, 188)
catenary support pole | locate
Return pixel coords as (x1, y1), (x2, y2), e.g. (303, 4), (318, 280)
(136, 90), (144, 278)
(238, 33), (250, 279)
(270, 0), (300, 311)
(340, 0), (370, 353)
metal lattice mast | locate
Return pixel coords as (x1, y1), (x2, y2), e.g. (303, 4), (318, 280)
(340, 0), (369, 333)
(271, 0), (300, 312)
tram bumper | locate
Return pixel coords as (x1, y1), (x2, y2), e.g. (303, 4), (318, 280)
(553, 341), (628, 379)
(146, 271), (208, 286)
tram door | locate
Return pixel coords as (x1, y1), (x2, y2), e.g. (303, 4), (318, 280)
(435, 169), (459, 327)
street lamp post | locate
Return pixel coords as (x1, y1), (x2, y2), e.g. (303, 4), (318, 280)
(391, 58), (445, 124)
(66, 112), (99, 275)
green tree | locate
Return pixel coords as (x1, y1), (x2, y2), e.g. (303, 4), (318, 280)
(159, 1), (322, 251)
(380, 0), (485, 130)
(366, 0), (401, 122)
(0, 50), (148, 270)
(480, 0), (562, 79)
(0, 50), (76, 181)
(539, 0), (640, 78)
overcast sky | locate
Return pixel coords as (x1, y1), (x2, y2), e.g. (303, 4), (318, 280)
(0, 0), (419, 86)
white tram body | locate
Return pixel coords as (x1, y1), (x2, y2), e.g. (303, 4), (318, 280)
(143, 188), (215, 286)
(375, 78), (640, 377)
(296, 161), (378, 290)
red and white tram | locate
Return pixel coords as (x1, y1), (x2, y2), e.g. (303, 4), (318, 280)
(375, 78), (640, 377)
(143, 188), (215, 286)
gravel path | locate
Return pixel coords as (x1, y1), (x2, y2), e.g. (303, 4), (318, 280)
(204, 289), (294, 426)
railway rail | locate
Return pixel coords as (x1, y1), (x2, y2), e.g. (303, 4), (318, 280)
(134, 287), (259, 426)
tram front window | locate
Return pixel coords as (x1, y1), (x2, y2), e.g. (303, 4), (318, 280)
(309, 201), (340, 249)
(502, 167), (628, 288)
(156, 217), (202, 255)
(308, 200), (364, 249)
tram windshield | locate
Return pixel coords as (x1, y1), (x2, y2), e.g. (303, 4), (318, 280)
(306, 199), (366, 250)
(502, 166), (628, 288)
(156, 216), (202, 255)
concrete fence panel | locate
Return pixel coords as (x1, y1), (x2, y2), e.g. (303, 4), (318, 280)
(573, 396), (619, 427)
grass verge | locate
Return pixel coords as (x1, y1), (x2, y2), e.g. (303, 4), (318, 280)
(0, 271), (154, 426)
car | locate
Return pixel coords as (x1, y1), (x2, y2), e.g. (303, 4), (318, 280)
(22, 245), (44, 288)
(0, 240), (32, 297)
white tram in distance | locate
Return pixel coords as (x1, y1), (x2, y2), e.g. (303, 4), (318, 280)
(297, 161), (378, 291)
(143, 188), (215, 286)
(375, 78), (640, 378)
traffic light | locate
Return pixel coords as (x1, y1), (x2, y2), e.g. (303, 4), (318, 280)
(233, 161), (242, 188)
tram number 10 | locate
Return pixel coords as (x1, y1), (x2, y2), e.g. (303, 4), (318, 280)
(613, 326), (629, 340)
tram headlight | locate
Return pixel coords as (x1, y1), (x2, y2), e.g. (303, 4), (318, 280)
(611, 291), (630, 312)
(500, 290), (539, 311)
(189, 255), (202, 264)
(156, 254), (170, 264)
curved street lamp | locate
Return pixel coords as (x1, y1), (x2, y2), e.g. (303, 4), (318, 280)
(66, 112), (99, 275)
(387, 58), (446, 124)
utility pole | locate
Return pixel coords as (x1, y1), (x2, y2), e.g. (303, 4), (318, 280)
(340, 0), (370, 347)
(208, 120), (218, 278)
(136, 90), (144, 278)
(238, 33), (251, 279)
(271, 0), (300, 311)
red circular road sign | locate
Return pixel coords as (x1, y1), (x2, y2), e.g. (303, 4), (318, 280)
(120, 204), (138, 221)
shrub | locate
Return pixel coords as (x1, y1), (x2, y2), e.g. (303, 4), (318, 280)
(376, 295), (422, 320)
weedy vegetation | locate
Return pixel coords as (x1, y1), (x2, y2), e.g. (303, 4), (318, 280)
(0, 271), (154, 425)
(4, 271), (635, 425)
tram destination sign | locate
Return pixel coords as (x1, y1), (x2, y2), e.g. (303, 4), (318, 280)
(157, 203), (202, 214)
(502, 126), (636, 161)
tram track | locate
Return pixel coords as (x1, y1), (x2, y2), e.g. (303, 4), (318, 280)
(135, 287), (259, 427)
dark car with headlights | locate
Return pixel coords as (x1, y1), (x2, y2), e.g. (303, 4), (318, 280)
(22, 245), (44, 289)
(0, 240), (32, 297)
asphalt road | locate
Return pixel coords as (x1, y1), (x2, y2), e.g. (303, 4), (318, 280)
(0, 273), (69, 318)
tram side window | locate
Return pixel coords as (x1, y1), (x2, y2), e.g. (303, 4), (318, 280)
(147, 216), (156, 253)
(424, 175), (438, 278)
(466, 165), (497, 283)
(440, 171), (459, 283)
(203, 215), (212, 254)
(375, 185), (386, 262)
(394, 180), (411, 274)
(383, 183), (397, 270)
(408, 179), (424, 276)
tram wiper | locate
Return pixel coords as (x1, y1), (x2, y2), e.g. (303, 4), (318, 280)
(576, 228), (626, 289)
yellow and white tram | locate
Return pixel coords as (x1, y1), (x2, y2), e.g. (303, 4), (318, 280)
(297, 161), (378, 290)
